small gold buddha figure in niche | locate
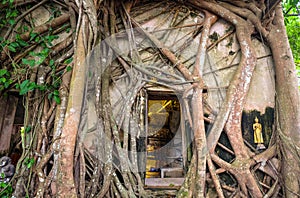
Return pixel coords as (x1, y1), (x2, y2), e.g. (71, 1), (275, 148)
(253, 117), (266, 150)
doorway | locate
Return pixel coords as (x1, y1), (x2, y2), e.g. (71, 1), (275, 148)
(145, 90), (185, 187)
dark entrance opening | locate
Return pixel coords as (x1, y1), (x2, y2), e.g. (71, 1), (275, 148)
(0, 93), (24, 166)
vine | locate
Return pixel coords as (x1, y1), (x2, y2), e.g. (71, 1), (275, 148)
(0, 1), (72, 196)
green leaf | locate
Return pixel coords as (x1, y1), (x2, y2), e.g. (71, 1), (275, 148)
(7, 44), (16, 52)
(0, 69), (7, 76)
(36, 85), (46, 91)
(36, 57), (46, 66)
(23, 25), (29, 32)
(18, 80), (37, 95)
(22, 58), (36, 67)
(29, 32), (38, 41)
(0, 39), (8, 48)
(34, 36), (40, 43)
(0, 182), (6, 188)
(53, 95), (61, 104)
(64, 57), (73, 64)
(25, 126), (31, 133)
(8, 19), (15, 25)
(40, 47), (50, 55)
(10, 9), (18, 17)
(28, 82), (36, 90)
(10, 41), (19, 48)
(19, 79), (29, 88)
(4, 79), (12, 88)
(48, 92), (53, 100)
(66, 66), (72, 72)
(15, 34), (21, 40)
(0, 77), (6, 83)
(29, 51), (36, 56)
(49, 59), (55, 67)
(17, 39), (29, 47)
(44, 35), (59, 46)
(53, 89), (59, 96)
(24, 157), (35, 169)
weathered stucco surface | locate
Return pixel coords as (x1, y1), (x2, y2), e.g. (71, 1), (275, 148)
(244, 40), (275, 113)
(82, 5), (276, 155)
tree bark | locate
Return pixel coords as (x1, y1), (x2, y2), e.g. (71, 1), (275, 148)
(2, 1), (299, 197)
(267, 4), (300, 197)
(56, 24), (87, 197)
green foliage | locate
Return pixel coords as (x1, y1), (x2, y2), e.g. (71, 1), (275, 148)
(15, 80), (50, 95)
(21, 58), (35, 67)
(0, 0), (18, 27)
(284, 9), (300, 65)
(0, 170), (13, 197)
(0, 181), (13, 198)
(24, 157), (35, 169)
(0, 69), (13, 91)
(16, 80), (37, 95)
(49, 2), (62, 19)
(66, 66), (72, 72)
(64, 57), (73, 65)
(48, 89), (61, 104)
(285, 0), (299, 7)
(24, 126), (31, 133)
(283, 0), (300, 88)
(8, 30), (65, 103)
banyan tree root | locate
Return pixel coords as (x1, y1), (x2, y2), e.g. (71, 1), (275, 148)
(2, 0), (297, 197)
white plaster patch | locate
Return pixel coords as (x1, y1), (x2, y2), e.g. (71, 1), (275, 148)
(70, 108), (76, 113)
(244, 56), (275, 113)
(39, 76), (44, 84)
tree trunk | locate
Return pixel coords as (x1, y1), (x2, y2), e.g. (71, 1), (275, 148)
(56, 24), (86, 197)
(1, 1), (300, 197)
(267, 4), (300, 197)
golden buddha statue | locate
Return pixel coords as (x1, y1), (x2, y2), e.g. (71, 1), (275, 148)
(253, 117), (266, 150)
